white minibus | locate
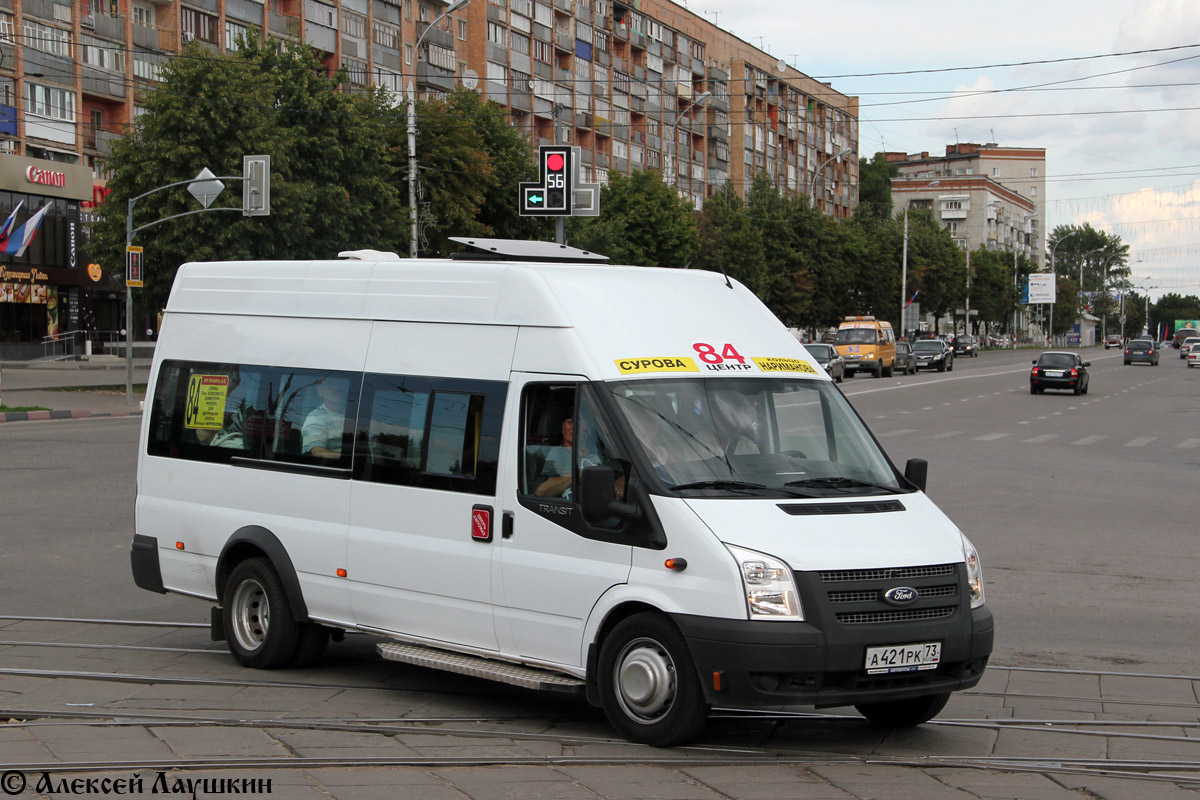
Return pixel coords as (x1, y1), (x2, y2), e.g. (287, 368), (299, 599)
(132, 239), (992, 745)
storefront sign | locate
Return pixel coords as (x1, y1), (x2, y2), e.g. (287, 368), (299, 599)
(26, 165), (68, 188)
(0, 266), (50, 304)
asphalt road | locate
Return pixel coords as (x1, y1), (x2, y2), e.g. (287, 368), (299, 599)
(841, 345), (1199, 676)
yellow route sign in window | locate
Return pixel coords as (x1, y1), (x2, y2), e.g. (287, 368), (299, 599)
(184, 375), (230, 430)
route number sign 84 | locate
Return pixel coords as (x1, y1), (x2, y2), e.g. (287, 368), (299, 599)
(693, 342), (745, 364)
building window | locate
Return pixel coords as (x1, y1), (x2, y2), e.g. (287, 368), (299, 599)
(419, 4), (430, 22)
(511, 13), (530, 32)
(405, 43), (412, 64)
(534, 3), (552, 26)
(343, 57), (367, 87)
(132, 3), (154, 27)
(181, 8), (217, 43)
(487, 21), (507, 46)
(487, 61), (507, 81)
(23, 20), (72, 57)
(342, 10), (366, 39)
(458, 20), (467, 40)
(224, 21), (249, 50)
(24, 82), (76, 121)
(1030, 167), (1038, 177)
(533, 38), (551, 63)
(81, 34), (125, 70)
(511, 33), (530, 55)
(373, 21), (399, 49)
(427, 43), (455, 70)
(133, 52), (165, 81)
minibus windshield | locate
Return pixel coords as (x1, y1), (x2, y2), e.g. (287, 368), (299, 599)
(834, 328), (877, 345)
(604, 377), (904, 498)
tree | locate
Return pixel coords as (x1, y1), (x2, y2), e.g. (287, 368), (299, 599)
(86, 34), (406, 314)
(695, 182), (766, 293)
(745, 174), (811, 326)
(903, 209), (966, 332)
(568, 170), (699, 267)
(1151, 292), (1200, 338)
(440, 89), (552, 245)
(856, 153), (899, 221)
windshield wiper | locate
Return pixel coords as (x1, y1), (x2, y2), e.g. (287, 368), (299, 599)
(784, 476), (899, 493)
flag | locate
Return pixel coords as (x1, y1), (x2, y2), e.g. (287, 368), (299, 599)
(0, 203), (51, 257)
(904, 290), (920, 308)
(0, 200), (23, 240)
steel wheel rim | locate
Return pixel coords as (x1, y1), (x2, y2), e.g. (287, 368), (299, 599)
(613, 637), (676, 724)
(230, 577), (269, 652)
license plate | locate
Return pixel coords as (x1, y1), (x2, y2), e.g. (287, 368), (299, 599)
(865, 641), (941, 674)
(1044, 370), (1064, 377)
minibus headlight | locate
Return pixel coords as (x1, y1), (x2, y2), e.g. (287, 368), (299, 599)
(962, 534), (986, 609)
(726, 545), (803, 621)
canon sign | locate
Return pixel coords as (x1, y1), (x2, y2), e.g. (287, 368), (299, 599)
(26, 165), (67, 188)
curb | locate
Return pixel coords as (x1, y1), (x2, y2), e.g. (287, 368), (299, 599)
(0, 409), (143, 424)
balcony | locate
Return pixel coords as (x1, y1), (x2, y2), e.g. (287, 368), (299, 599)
(132, 22), (162, 49)
(555, 0), (571, 12)
(417, 61), (457, 92)
(92, 13), (126, 40)
(305, 22), (336, 53)
(614, 24), (628, 42)
(417, 21), (454, 49)
(554, 30), (573, 51)
(706, 125), (727, 141)
(575, 112), (592, 129)
(630, 30), (646, 50)
(268, 11), (300, 38)
(82, 66), (127, 98)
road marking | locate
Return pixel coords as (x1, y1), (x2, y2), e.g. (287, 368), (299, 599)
(1125, 437), (1156, 447)
(1071, 436), (1106, 446)
(1018, 421), (1030, 425)
(932, 431), (962, 439)
(973, 433), (1010, 441)
(879, 429), (917, 437)
(1178, 439), (1200, 449)
(1022, 434), (1058, 443)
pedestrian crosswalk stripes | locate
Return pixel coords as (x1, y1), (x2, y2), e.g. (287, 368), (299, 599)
(1072, 436), (1106, 446)
(1022, 434), (1057, 443)
(1125, 437), (1156, 447)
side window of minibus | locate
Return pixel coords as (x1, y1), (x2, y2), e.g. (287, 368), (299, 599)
(147, 360), (267, 462)
(261, 368), (360, 469)
(354, 373), (506, 494)
(520, 384), (577, 499)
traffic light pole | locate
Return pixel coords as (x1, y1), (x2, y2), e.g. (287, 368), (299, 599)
(554, 104), (565, 245)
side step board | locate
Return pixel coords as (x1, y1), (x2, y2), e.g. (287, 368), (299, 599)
(378, 642), (586, 695)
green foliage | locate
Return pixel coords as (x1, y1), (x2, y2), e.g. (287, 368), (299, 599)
(1151, 292), (1200, 335)
(568, 170), (699, 267)
(856, 154), (899, 221)
(903, 209), (966, 328)
(87, 34), (405, 312)
(696, 182), (767, 294)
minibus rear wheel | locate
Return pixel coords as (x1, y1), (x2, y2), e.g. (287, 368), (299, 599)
(223, 558), (301, 669)
(855, 691), (950, 727)
(597, 613), (707, 747)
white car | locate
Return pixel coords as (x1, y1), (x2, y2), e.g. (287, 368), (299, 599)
(1188, 347), (1200, 368)
(1181, 337), (1200, 359)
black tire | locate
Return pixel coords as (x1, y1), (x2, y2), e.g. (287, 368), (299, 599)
(1030, 385), (1037, 395)
(937, 363), (946, 373)
(882, 362), (893, 378)
(835, 373), (843, 383)
(856, 692), (951, 727)
(1082, 382), (1089, 395)
(1073, 385), (1081, 396)
(222, 558), (301, 669)
(597, 613), (708, 747)
(290, 623), (331, 667)
(1124, 360), (1130, 365)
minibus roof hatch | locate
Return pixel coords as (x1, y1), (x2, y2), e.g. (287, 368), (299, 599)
(449, 237), (610, 263)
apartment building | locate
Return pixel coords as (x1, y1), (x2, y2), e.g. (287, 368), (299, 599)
(0, 0), (855, 347)
(886, 144), (1046, 267)
(464, 0), (858, 213)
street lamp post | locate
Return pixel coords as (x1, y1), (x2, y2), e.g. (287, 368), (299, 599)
(1048, 228), (1080, 346)
(408, 0), (469, 259)
(668, 91), (711, 194)
(899, 180), (938, 340)
(1101, 254), (1138, 343)
(809, 146), (853, 209)
(1080, 246), (1105, 345)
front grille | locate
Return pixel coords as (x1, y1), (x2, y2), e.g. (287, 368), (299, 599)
(819, 564), (955, 583)
(779, 500), (905, 516)
(836, 606), (956, 625)
(826, 584), (959, 604)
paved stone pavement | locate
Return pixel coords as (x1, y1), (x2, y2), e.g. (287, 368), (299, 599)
(0, 355), (150, 423)
(0, 616), (1195, 800)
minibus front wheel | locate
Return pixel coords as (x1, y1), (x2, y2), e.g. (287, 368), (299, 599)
(597, 613), (708, 747)
(855, 691), (950, 727)
(223, 558), (302, 669)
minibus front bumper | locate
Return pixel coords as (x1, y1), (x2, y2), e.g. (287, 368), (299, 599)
(131, 534), (166, 593)
(671, 606), (993, 709)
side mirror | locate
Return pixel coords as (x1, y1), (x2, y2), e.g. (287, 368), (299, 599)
(1032, 359), (1038, 364)
(1083, 362), (1091, 367)
(580, 466), (640, 526)
(904, 458), (928, 492)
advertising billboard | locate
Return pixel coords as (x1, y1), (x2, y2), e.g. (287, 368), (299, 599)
(1027, 273), (1056, 304)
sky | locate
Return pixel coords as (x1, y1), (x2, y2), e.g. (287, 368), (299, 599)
(674, 0), (1200, 301)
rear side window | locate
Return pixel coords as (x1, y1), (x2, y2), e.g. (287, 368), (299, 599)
(147, 360), (360, 469)
(354, 374), (506, 495)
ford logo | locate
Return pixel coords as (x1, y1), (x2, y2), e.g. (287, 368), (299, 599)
(883, 586), (919, 606)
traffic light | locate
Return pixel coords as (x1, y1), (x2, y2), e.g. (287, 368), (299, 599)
(520, 146), (574, 216)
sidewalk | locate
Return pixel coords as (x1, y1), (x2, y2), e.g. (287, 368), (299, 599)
(0, 355), (152, 424)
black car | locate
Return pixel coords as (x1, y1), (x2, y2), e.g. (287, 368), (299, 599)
(912, 339), (954, 372)
(1030, 351), (1090, 395)
(893, 341), (917, 375)
(953, 335), (979, 357)
(804, 342), (845, 382)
